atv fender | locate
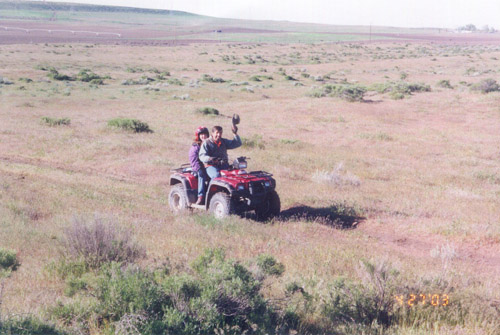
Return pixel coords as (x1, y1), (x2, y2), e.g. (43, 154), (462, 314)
(205, 180), (234, 210)
(170, 175), (195, 204)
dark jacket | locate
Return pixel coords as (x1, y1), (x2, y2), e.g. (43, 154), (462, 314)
(199, 135), (242, 165)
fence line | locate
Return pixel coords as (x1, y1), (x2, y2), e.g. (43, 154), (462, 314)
(1, 26), (121, 37)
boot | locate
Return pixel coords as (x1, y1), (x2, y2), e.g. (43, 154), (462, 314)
(195, 196), (204, 205)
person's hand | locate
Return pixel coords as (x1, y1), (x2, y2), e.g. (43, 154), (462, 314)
(232, 124), (238, 134)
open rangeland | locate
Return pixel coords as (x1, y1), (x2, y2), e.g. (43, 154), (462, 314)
(1, 8), (500, 335)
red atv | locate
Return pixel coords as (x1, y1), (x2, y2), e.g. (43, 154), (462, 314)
(168, 157), (280, 220)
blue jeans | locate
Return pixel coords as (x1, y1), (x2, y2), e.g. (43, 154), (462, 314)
(197, 169), (208, 197)
(205, 166), (220, 180)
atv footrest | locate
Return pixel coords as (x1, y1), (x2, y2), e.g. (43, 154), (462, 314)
(190, 204), (205, 210)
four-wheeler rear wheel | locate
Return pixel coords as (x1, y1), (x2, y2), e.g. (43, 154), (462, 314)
(255, 190), (281, 221)
(209, 192), (234, 219)
(168, 184), (188, 213)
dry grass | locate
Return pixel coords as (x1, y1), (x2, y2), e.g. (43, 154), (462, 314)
(0, 40), (500, 333)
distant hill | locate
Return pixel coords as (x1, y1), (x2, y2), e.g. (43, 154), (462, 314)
(0, 1), (199, 16)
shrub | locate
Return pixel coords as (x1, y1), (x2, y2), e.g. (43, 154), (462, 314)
(0, 316), (63, 335)
(51, 248), (288, 335)
(0, 77), (14, 85)
(310, 84), (366, 102)
(201, 74), (225, 83)
(107, 118), (152, 133)
(41, 117), (71, 126)
(195, 107), (219, 116)
(62, 215), (146, 269)
(0, 248), (19, 275)
(471, 78), (500, 93)
(249, 75), (273, 82)
(76, 69), (109, 83)
(322, 260), (399, 328)
(47, 68), (73, 81)
(369, 81), (430, 99)
(437, 79), (453, 89)
(166, 77), (183, 86)
(18, 77), (33, 83)
(256, 254), (285, 276)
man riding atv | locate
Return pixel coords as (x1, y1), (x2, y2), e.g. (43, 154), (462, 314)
(199, 124), (242, 180)
(169, 114), (280, 220)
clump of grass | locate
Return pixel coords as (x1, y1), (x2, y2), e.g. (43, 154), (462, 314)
(62, 215), (146, 270)
(107, 118), (152, 133)
(471, 78), (499, 93)
(41, 116), (71, 126)
(196, 107), (219, 116)
(312, 163), (361, 187)
(310, 84), (367, 102)
(280, 138), (300, 145)
(437, 79), (453, 89)
(126, 66), (144, 73)
(201, 74), (225, 83)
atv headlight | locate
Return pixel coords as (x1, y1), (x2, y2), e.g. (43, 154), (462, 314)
(264, 181), (271, 187)
(238, 162), (247, 169)
(236, 184), (245, 191)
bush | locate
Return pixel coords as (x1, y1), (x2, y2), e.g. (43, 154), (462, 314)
(249, 75), (273, 82)
(310, 84), (366, 102)
(107, 118), (152, 133)
(322, 260), (400, 328)
(369, 81), (430, 99)
(201, 74), (225, 83)
(471, 78), (500, 93)
(256, 254), (285, 276)
(0, 77), (14, 85)
(76, 69), (109, 83)
(41, 117), (71, 126)
(46, 67), (73, 81)
(437, 79), (453, 89)
(166, 77), (183, 86)
(195, 107), (219, 116)
(62, 215), (146, 269)
(0, 248), (19, 275)
(0, 316), (63, 335)
(51, 248), (288, 335)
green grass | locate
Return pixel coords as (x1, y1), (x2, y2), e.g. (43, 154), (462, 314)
(179, 32), (398, 44)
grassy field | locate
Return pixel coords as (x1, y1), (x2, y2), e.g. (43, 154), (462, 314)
(1, 3), (500, 335)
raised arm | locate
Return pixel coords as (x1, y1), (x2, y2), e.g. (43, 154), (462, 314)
(224, 134), (242, 150)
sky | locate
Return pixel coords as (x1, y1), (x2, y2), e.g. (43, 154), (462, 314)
(41, 0), (500, 29)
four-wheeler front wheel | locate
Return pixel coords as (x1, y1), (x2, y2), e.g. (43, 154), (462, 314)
(255, 190), (281, 221)
(168, 184), (188, 213)
(209, 192), (234, 219)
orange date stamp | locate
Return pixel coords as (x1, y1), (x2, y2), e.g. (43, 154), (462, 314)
(395, 294), (450, 307)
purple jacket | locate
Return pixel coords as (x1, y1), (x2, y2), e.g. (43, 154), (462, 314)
(189, 143), (204, 172)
